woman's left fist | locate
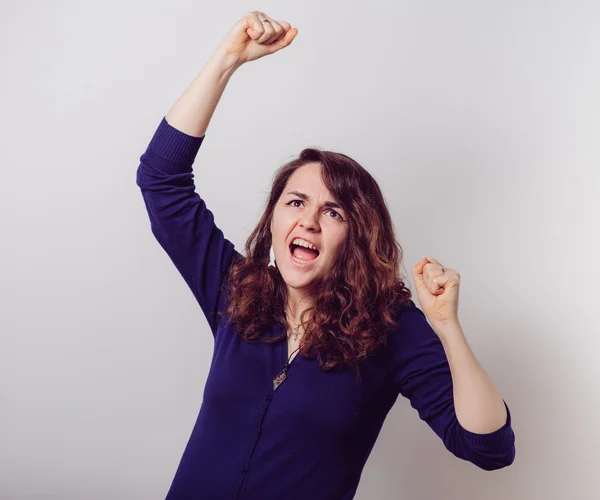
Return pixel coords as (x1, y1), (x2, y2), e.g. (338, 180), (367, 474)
(412, 257), (460, 329)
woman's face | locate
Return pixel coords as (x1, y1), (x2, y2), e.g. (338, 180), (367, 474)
(270, 163), (349, 295)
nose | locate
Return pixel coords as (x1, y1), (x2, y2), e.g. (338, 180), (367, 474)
(300, 209), (320, 231)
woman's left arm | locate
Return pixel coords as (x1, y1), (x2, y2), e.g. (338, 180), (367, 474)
(434, 321), (508, 434)
(391, 256), (516, 470)
(391, 300), (515, 471)
(412, 256), (509, 434)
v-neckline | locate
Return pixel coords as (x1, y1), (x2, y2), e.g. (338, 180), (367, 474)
(271, 327), (301, 391)
(283, 325), (301, 368)
(287, 344), (300, 365)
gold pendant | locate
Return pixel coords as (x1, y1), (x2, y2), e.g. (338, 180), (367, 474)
(273, 368), (287, 390)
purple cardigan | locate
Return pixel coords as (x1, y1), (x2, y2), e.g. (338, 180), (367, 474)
(136, 117), (515, 499)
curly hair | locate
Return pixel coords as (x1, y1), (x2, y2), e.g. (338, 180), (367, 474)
(218, 148), (413, 372)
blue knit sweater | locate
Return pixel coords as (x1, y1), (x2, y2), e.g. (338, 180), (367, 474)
(136, 117), (515, 500)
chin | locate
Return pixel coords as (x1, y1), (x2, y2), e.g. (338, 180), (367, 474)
(279, 268), (315, 288)
(281, 273), (314, 289)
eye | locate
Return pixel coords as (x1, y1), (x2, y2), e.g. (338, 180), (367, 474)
(286, 200), (344, 221)
(326, 209), (344, 221)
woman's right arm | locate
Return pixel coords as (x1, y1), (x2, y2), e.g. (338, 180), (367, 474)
(166, 11), (298, 138)
(164, 50), (240, 138)
(136, 12), (298, 334)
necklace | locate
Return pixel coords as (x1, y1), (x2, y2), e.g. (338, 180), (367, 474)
(273, 311), (303, 390)
(291, 322), (301, 341)
(273, 345), (300, 391)
(285, 310), (303, 341)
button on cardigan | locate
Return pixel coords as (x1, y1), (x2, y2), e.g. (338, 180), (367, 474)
(136, 117), (516, 500)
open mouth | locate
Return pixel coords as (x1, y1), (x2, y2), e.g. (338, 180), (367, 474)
(289, 242), (320, 266)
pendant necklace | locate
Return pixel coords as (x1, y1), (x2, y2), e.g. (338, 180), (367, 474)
(291, 322), (301, 341)
(272, 321), (302, 391)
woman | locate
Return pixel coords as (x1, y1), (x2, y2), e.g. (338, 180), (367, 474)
(136, 11), (515, 500)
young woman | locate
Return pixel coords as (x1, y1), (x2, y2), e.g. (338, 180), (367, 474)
(136, 11), (515, 499)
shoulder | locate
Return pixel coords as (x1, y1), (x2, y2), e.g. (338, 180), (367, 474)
(390, 298), (428, 332)
(386, 298), (441, 356)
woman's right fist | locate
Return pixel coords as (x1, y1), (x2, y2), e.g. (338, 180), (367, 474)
(215, 11), (298, 66)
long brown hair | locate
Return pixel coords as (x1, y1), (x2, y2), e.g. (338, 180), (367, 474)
(219, 148), (412, 372)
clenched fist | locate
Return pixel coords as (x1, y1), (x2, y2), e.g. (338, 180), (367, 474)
(215, 11), (298, 66)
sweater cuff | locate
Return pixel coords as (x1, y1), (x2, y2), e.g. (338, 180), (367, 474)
(146, 117), (205, 168)
(460, 400), (515, 449)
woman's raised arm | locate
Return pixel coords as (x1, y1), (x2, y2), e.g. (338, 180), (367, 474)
(165, 11), (298, 137)
(136, 12), (297, 334)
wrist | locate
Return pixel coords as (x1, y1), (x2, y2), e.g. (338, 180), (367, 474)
(210, 47), (244, 74)
(431, 319), (463, 340)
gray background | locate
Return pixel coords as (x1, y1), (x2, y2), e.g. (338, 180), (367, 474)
(1, 0), (599, 499)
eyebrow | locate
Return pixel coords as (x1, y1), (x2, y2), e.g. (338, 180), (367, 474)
(286, 191), (344, 211)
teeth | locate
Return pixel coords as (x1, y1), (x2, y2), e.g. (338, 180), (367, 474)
(291, 238), (318, 251)
(292, 255), (312, 264)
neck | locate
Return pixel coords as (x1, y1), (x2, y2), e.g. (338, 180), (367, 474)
(284, 289), (313, 326)
(285, 306), (309, 327)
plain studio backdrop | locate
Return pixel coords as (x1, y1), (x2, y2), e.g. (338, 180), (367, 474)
(1, 1), (599, 499)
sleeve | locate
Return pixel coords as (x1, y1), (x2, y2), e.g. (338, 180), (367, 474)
(135, 117), (242, 335)
(391, 300), (516, 471)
